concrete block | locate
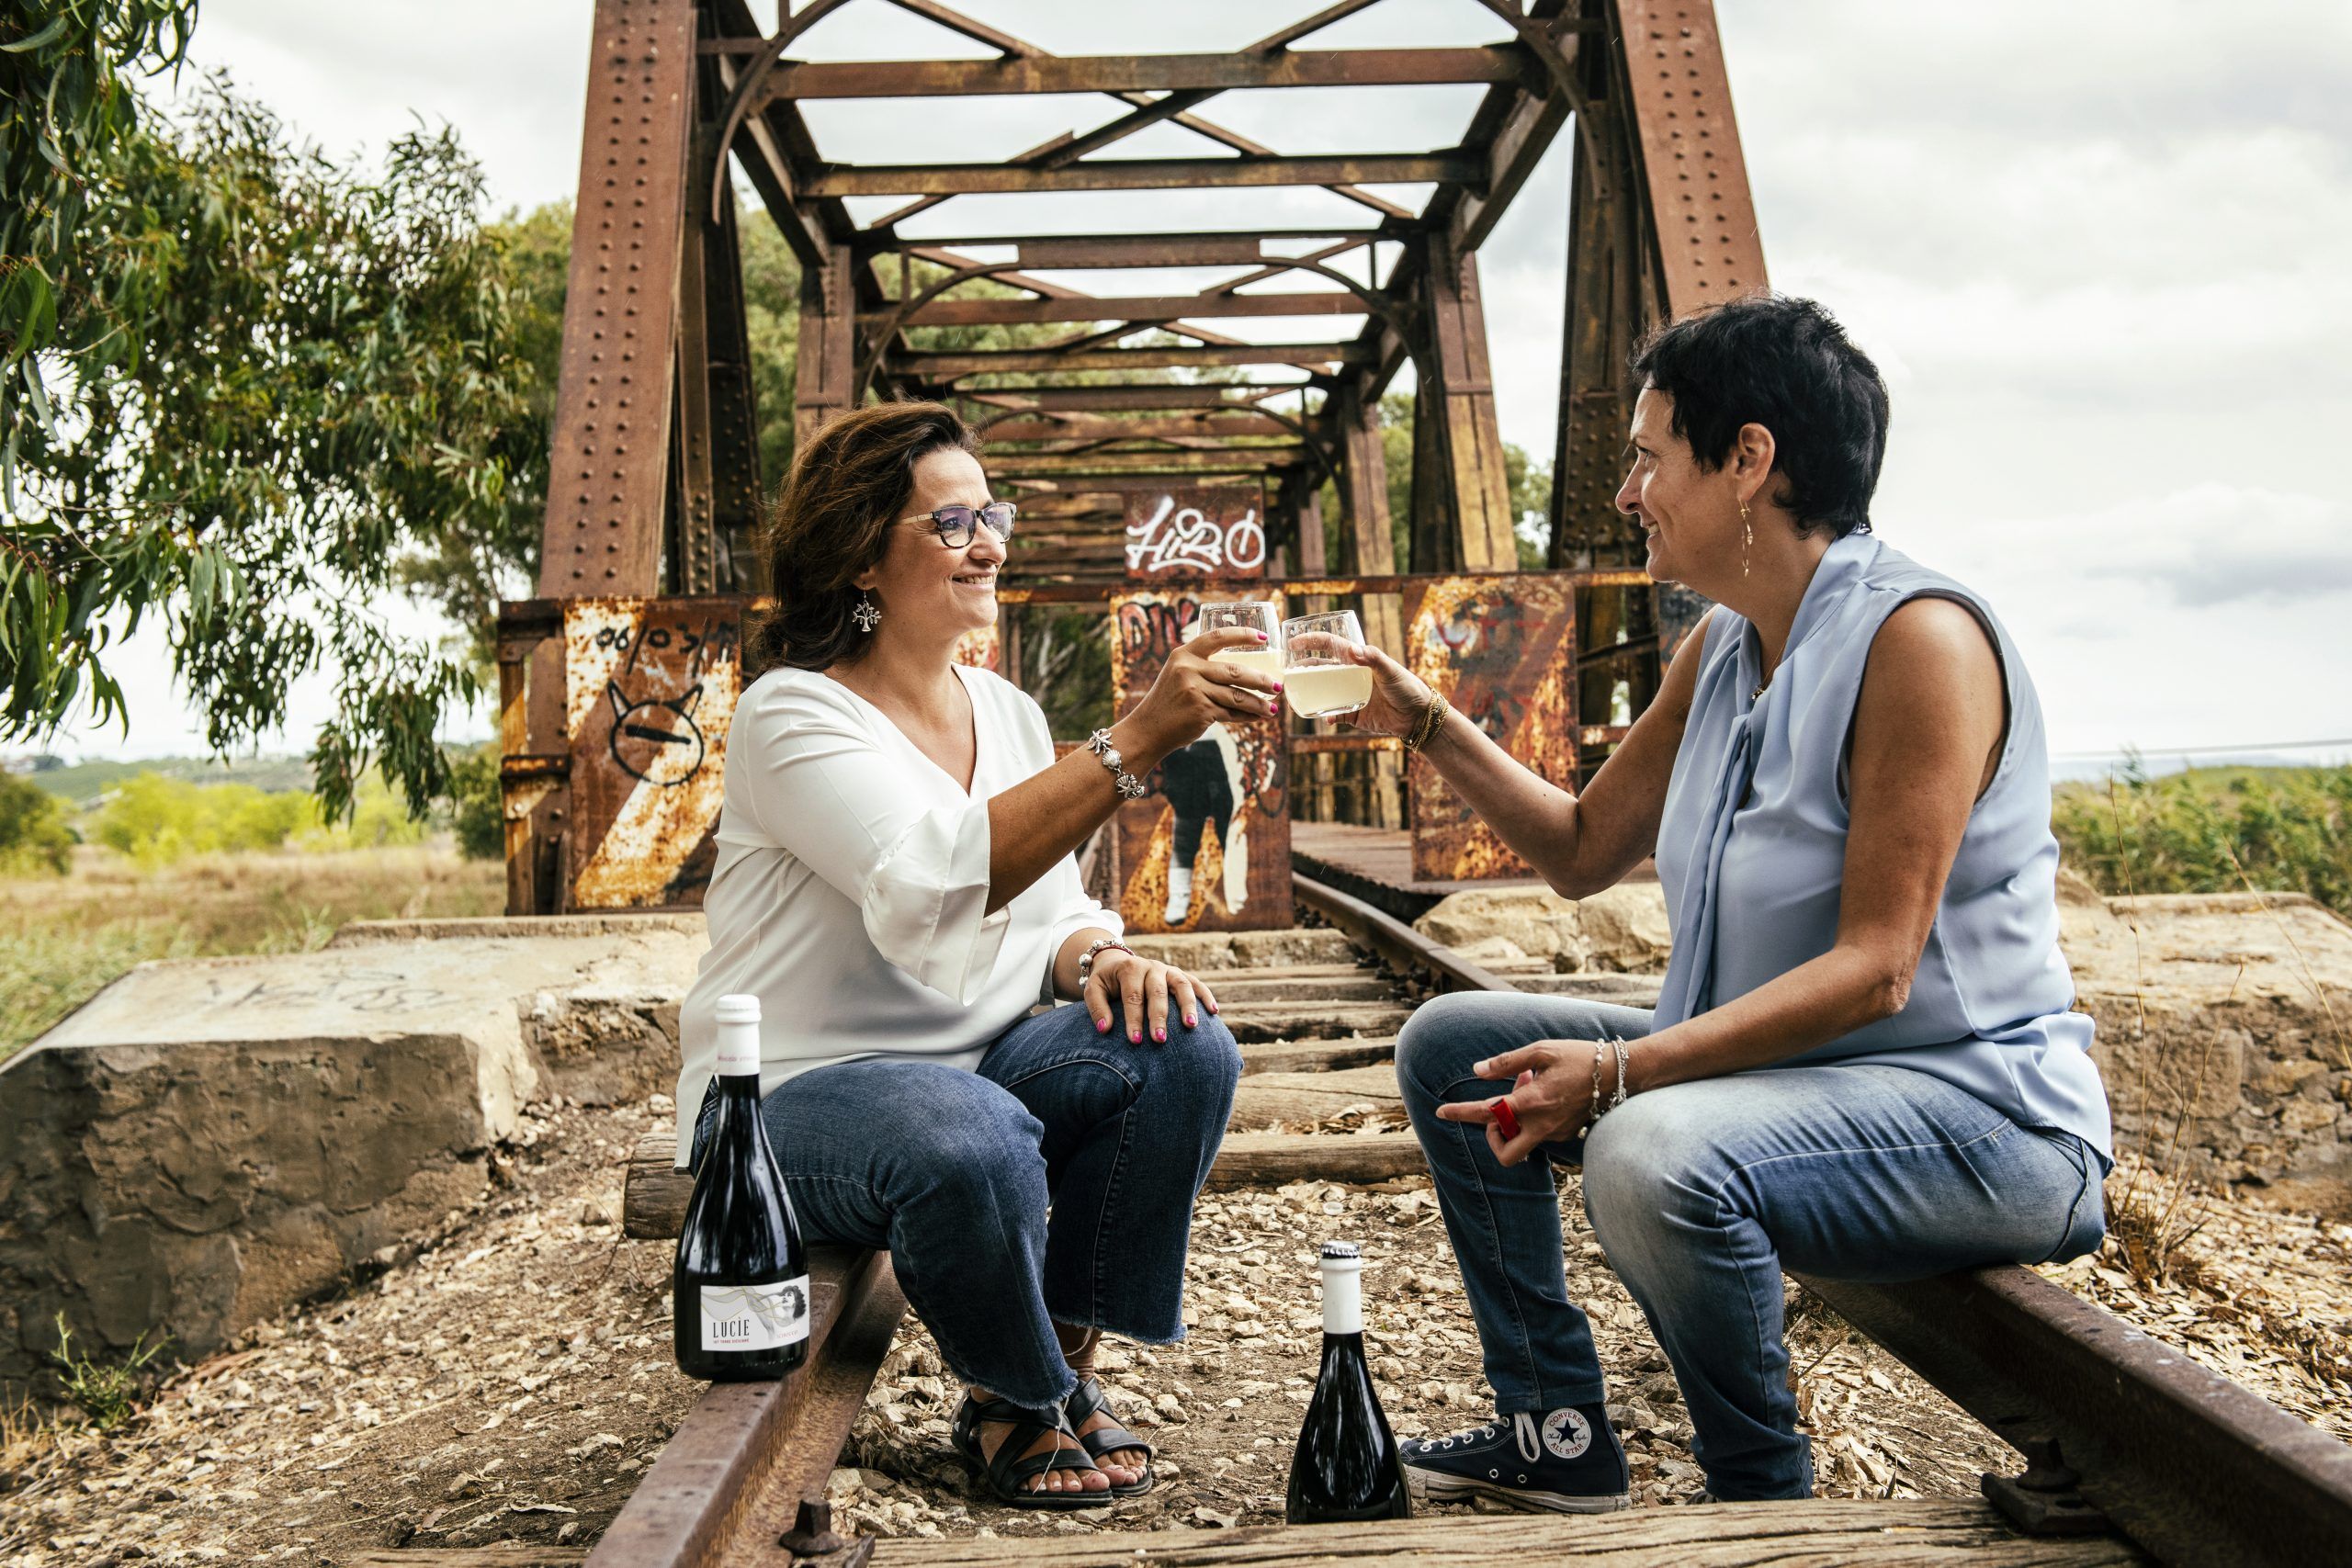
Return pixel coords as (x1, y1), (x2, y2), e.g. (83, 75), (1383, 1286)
(0, 925), (702, 1393)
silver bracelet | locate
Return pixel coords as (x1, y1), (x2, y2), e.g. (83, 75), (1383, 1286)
(1085, 728), (1147, 800)
(1077, 936), (1133, 990)
(1588, 1034), (1634, 1129)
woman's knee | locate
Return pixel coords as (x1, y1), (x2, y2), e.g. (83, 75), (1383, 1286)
(1393, 991), (1506, 1103)
(1580, 1089), (1724, 1260)
(1142, 1010), (1242, 1120)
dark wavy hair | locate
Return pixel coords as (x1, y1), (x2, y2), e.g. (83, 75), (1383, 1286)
(748, 401), (983, 671)
(1630, 294), (1889, 538)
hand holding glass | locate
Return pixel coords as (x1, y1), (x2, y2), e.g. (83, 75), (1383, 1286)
(1280, 609), (1376, 719)
(1192, 601), (1285, 683)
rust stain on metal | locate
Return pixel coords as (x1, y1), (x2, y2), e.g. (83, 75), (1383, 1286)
(951, 621), (1000, 671)
(1403, 575), (1577, 882)
(1620, 0), (1768, 311)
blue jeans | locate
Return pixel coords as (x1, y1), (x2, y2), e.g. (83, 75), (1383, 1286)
(1395, 991), (2107, 1501)
(693, 998), (1241, 1410)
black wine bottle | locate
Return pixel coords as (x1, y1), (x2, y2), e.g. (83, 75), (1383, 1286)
(673, 994), (809, 1382)
(1286, 1240), (1411, 1523)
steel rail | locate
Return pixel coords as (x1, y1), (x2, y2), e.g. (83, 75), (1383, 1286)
(1293, 870), (2352, 1568)
(584, 1247), (906, 1568)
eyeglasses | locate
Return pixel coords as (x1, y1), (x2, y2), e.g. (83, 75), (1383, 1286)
(900, 502), (1017, 548)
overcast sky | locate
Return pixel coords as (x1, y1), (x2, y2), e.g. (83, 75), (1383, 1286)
(50, 0), (2352, 768)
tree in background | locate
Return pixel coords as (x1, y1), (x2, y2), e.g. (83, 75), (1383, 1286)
(1, 0), (196, 734)
(0, 766), (73, 874)
(1317, 392), (1552, 572)
(3, 12), (540, 820)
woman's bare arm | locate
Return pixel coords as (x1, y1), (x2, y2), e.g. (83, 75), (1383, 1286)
(1372, 609), (1714, 897)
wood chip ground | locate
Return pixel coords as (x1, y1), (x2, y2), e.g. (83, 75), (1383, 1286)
(3, 1103), (2346, 1565)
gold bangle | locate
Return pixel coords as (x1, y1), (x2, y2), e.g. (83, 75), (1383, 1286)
(1407, 693), (1449, 754)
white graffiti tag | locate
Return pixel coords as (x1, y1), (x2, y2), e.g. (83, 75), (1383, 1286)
(1125, 493), (1266, 576)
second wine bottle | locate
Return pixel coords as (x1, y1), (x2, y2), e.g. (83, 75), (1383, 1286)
(1285, 1240), (1411, 1523)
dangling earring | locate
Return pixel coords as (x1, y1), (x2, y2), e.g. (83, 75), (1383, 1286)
(853, 592), (881, 633)
(1739, 501), (1753, 579)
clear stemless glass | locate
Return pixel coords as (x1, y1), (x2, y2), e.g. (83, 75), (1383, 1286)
(1280, 609), (1375, 720)
(1192, 600), (1285, 683)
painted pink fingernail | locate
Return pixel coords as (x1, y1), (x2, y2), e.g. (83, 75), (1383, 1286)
(1183, 1014), (1196, 1028)
(1096, 1017), (1112, 1033)
(1130, 1030), (1143, 1043)
(1254, 629), (1269, 641)
(1154, 1027), (1166, 1043)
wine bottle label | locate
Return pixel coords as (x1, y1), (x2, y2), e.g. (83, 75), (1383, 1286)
(699, 1278), (810, 1351)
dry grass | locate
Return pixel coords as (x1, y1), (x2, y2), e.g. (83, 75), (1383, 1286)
(0, 842), (504, 1062)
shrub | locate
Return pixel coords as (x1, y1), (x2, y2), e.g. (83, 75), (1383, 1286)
(2053, 762), (2352, 914)
(89, 773), (311, 867)
(445, 743), (503, 862)
(294, 770), (434, 853)
(48, 1314), (171, 1430)
(0, 771), (74, 875)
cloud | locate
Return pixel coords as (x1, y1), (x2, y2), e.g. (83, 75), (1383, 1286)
(65, 0), (2351, 765)
(1958, 485), (2352, 608)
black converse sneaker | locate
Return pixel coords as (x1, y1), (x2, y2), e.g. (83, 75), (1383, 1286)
(1400, 1405), (1631, 1514)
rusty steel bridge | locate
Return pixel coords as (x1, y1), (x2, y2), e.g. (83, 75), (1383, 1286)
(497, 0), (1764, 919)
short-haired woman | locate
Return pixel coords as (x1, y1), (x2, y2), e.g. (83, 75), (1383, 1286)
(676, 403), (1277, 1507)
(1345, 296), (2110, 1506)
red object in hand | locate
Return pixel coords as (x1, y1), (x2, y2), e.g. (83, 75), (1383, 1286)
(1489, 1098), (1521, 1141)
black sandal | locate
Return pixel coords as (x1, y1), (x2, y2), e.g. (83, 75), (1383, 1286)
(1064, 1375), (1157, 1498)
(950, 1393), (1114, 1510)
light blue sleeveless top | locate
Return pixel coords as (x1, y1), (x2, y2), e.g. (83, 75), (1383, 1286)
(1652, 531), (2113, 1162)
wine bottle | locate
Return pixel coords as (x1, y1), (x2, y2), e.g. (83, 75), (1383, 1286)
(1285, 1241), (1411, 1523)
(673, 994), (809, 1382)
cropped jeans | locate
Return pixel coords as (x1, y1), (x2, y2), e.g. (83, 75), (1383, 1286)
(692, 997), (1241, 1411)
(1395, 991), (2108, 1501)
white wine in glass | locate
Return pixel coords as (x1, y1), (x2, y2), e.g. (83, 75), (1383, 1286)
(1280, 609), (1374, 719)
(1193, 601), (1284, 682)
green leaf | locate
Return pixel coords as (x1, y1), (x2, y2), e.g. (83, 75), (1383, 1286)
(1, 16), (73, 54)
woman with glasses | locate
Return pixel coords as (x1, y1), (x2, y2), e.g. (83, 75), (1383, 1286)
(676, 402), (1279, 1509)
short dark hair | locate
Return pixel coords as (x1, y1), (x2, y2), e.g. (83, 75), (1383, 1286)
(1630, 295), (1889, 538)
(749, 401), (982, 671)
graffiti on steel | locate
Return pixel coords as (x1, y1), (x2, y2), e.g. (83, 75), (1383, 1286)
(1107, 588), (1291, 933)
(1124, 489), (1267, 580)
(951, 620), (1001, 671)
(565, 599), (744, 909)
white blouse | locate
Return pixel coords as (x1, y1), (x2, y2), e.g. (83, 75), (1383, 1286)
(673, 662), (1121, 1164)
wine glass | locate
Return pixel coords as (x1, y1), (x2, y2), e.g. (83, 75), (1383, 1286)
(1279, 609), (1374, 720)
(1190, 600), (1284, 682)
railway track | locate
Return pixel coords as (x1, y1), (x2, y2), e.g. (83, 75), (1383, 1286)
(519, 873), (2352, 1568)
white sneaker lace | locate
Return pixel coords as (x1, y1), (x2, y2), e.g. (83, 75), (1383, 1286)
(1426, 1417), (1504, 1452)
